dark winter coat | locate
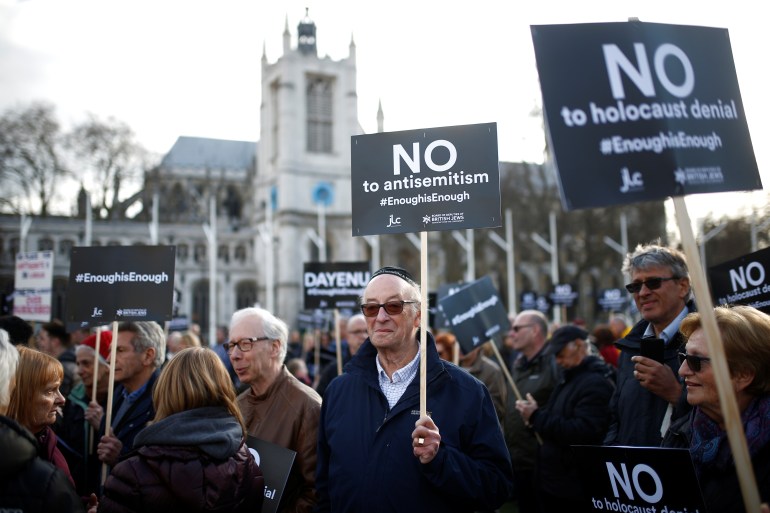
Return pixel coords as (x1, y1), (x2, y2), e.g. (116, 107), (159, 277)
(59, 382), (105, 496)
(662, 402), (770, 513)
(315, 333), (513, 513)
(0, 415), (85, 513)
(99, 369), (159, 459)
(98, 406), (264, 513)
(503, 345), (561, 471)
(604, 309), (693, 446)
(529, 356), (615, 499)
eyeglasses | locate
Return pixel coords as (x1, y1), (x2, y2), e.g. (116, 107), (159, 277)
(511, 324), (535, 333)
(360, 300), (417, 318)
(625, 276), (679, 294)
(225, 336), (270, 354)
(348, 329), (368, 336)
(678, 352), (711, 372)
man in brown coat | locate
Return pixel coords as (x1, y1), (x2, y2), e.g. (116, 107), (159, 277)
(229, 307), (322, 513)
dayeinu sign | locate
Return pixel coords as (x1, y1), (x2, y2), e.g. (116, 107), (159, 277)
(351, 122), (501, 235)
(531, 22), (761, 210)
(303, 261), (371, 310)
(66, 246), (176, 326)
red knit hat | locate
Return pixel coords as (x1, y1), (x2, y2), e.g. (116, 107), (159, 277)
(79, 330), (112, 364)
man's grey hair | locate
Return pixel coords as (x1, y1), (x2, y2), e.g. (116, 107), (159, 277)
(230, 307), (289, 364)
(623, 243), (692, 300)
(347, 313), (366, 327)
(0, 329), (20, 410)
(622, 243), (690, 279)
(517, 310), (549, 339)
(118, 321), (166, 368)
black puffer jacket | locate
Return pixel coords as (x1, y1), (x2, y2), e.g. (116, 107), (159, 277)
(99, 406), (264, 513)
(0, 415), (84, 513)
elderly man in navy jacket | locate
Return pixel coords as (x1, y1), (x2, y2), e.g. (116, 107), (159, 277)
(315, 266), (513, 513)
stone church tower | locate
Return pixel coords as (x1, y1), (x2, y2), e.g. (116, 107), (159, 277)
(256, 11), (366, 325)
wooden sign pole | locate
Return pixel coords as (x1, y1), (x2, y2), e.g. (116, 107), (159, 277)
(487, 339), (543, 445)
(89, 326), (102, 454)
(334, 309), (342, 376)
(100, 321), (119, 485)
(91, 327), (102, 403)
(673, 196), (760, 512)
(419, 232), (428, 418)
(312, 328), (321, 388)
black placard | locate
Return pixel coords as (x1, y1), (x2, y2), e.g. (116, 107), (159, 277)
(708, 246), (770, 313)
(572, 445), (705, 512)
(66, 246), (175, 326)
(438, 276), (510, 354)
(351, 122), (501, 235)
(549, 282), (579, 307)
(433, 282), (466, 330)
(297, 310), (334, 331)
(532, 22), (761, 211)
(520, 290), (552, 315)
(597, 288), (629, 312)
(303, 262), (370, 310)
(246, 436), (297, 513)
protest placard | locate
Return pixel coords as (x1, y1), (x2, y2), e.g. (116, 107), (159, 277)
(438, 276), (510, 354)
(709, 246), (770, 313)
(14, 250), (54, 322)
(351, 122), (501, 235)
(597, 287), (629, 312)
(246, 436), (297, 513)
(66, 246), (176, 326)
(303, 262), (370, 310)
(531, 22), (760, 211)
(532, 20), (763, 509)
(549, 282), (579, 307)
(572, 445), (705, 513)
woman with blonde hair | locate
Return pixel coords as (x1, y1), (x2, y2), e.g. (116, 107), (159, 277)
(7, 346), (74, 486)
(662, 305), (770, 512)
(97, 347), (263, 512)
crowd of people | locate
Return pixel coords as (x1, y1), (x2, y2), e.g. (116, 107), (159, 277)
(0, 242), (769, 512)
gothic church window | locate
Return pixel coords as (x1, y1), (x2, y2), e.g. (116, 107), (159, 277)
(38, 238), (54, 251)
(271, 80), (280, 159)
(306, 75), (333, 153)
(177, 244), (189, 262)
(235, 244), (247, 263)
(236, 280), (257, 310)
(218, 244), (230, 263)
(59, 240), (74, 259)
(194, 243), (206, 263)
(192, 279), (209, 334)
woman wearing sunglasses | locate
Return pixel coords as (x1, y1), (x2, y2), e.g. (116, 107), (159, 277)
(662, 305), (770, 513)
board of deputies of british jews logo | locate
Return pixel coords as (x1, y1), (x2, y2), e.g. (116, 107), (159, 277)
(421, 212), (465, 225)
(116, 308), (148, 318)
